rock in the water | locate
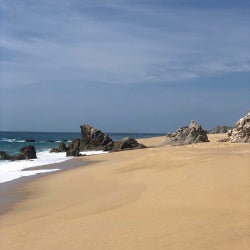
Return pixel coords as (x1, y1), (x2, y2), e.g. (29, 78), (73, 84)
(0, 145), (37, 161)
(165, 120), (209, 146)
(25, 139), (36, 142)
(80, 124), (114, 151)
(221, 110), (250, 143)
(209, 126), (232, 134)
(47, 140), (55, 143)
(18, 145), (37, 160)
(0, 151), (12, 160)
(50, 142), (68, 153)
(112, 137), (146, 152)
(67, 139), (81, 157)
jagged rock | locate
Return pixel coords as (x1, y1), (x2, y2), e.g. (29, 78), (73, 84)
(165, 120), (209, 146)
(0, 151), (12, 160)
(209, 126), (232, 134)
(50, 142), (68, 153)
(17, 145), (37, 160)
(220, 110), (250, 143)
(67, 139), (81, 157)
(78, 124), (146, 153)
(0, 146), (37, 161)
(112, 137), (146, 151)
(80, 124), (114, 151)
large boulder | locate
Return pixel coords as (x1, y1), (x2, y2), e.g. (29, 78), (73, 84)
(0, 145), (37, 161)
(221, 110), (250, 143)
(0, 151), (12, 160)
(80, 124), (114, 151)
(50, 142), (68, 153)
(112, 137), (146, 152)
(67, 139), (81, 157)
(165, 120), (209, 146)
(15, 145), (37, 160)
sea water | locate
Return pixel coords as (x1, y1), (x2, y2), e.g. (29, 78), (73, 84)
(0, 131), (163, 183)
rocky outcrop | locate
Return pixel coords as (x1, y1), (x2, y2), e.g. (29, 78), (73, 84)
(209, 126), (232, 134)
(0, 145), (37, 161)
(48, 124), (146, 157)
(165, 120), (209, 146)
(18, 145), (37, 159)
(220, 110), (250, 143)
(66, 139), (81, 157)
(0, 151), (12, 160)
(50, 142), (68, 153)
(80, 124), (113, 151)
(80, 124), (146, 152)
(112, 137), (146, 152)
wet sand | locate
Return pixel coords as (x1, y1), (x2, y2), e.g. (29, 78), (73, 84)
(0, 135), (249, 250)
(0, 158), (88, 215)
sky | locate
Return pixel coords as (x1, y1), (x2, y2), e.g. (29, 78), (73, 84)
(0, 0), (250, 133)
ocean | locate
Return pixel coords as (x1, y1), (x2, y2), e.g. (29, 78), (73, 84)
(0, 131), (164, 183)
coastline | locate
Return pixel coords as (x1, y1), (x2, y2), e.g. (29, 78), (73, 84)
(0, 158), (89, 215)
(0, 135), (249, 249)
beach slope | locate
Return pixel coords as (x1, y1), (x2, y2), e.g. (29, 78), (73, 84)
(0, 135), (249, 250)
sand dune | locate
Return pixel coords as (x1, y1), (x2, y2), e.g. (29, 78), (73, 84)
(0, 135), (249, 250)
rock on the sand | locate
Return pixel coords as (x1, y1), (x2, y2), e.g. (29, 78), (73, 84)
(221, 110), (250, 143)
(165, 120), (209, 146)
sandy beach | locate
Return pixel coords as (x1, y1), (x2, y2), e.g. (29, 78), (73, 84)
(0, 134), (249, 250)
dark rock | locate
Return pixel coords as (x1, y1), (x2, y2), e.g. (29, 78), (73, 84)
(209, 126), (232, 134)
(0, 146), (36, 161)
(80, 124), (114, 151)
(50, 142), (68, 153)
(165, 120), (209, 146)
(220, 110), (250, 143)
(112, 137), (146, 152)
(0, 151), (12, 160)
(67, 139), (81, 157)
(47, 140), (55, 143)
(25, 139), (36, 142)
(18, 145), (37, 160)
(79, 124), (146, 152)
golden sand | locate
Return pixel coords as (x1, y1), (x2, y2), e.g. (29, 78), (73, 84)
(0, 134), (249, 250)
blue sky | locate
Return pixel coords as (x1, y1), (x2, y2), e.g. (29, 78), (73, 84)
(0, 0), (250, 132)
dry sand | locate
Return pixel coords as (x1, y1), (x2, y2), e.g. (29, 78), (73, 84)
(0, 135), (249, 250)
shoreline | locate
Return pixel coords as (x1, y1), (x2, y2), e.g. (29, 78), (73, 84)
(0, 158), (90, 215)
(1, 135), (249, 249)
(0, 136), (163, 216)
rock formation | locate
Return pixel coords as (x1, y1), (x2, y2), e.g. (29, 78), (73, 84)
(165, 120), (209, 146)
(80, 124), (114, 151)
(50, 142), (68, 153)
(0, 145), (37, 161)
(220, 110), (250, 143)
(209, 126), (232, 134)
(49, 124), (146, 157)
(66, 139), (81, 157)
(0, 151), (12, 160)
(80, 124), (145, 152)
(112, 137), (146, 151)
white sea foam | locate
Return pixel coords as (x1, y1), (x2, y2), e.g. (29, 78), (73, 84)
(80, 150), (109, 156)
(0, 138), (26, 143)
(0, 150), (71, 183)
(0, 150), (108, 183)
